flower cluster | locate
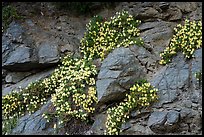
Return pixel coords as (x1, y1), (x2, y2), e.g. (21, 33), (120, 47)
(105, 80), (158, 135)
(2, 80), (52, 120)
(80, 10), (144, 60)
(2, 79), (54, 135)
(44, 55), (98, 124)
(159, 19), (202, 65)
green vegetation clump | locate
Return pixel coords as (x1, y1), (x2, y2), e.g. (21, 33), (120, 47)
(2, 116), (18, 135)
(2, 80), (51, 135)
(2, 80), (51, 120)
(80, 10), (144, 60)
(44, 55), (98, 124)
(105, 80), (158, 135)
(159, 19), (202, 65)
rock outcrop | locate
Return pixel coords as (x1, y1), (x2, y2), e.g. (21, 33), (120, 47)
(96, 47), (145, 105)
(2, 2), (202, 135)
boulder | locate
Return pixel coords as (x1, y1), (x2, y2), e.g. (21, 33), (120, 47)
(166, 110), (180, 125)
(148, 111), (168, 130)
(96, 47), (145, 104)
(148, 110), (180, 133)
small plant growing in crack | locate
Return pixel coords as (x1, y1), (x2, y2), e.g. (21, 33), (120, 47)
(194, 71), (202, 88)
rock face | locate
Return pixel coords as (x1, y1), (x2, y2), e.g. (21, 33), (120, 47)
(38, 41), (59, 64)
(121, 48), (202, 135)
(2, 14), (85, 71)
(147, 110), (180, 133)
(2, 68), (55, 96)
(2, 2), (202, 135)
(5, 72), (32, 83)
(12, 100), (55, 135)
(96, 47), (145, 105)
(2, 22), (58, 71)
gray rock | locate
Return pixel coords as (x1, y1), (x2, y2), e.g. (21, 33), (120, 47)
(150, 51), (199, 107)
(148, 111), (168, 133)
(96, 47), (145, 104)
(180, 108), (191, 119)
(12, 100), (53, 135)
(3, 16), (85, 72)
(5, 21), (25, 40)
(189, 3), (202, 21)
(130, 109), (150, 118)
(38, 41), (59, 64)
(175, 2), (197, 13)
(166, 110), (180, 125)
(3, 46), (32, 66)
(139, 21), (174, 56)
(136, 7), (159, 20)
(190, 91), (200, 103)
(2, 22), (60, 71)
(121, 121), (131, 131)
(182, 100), (192, 108)
(5, 72), (32, 83)
(90, 113), (107, 135)
(148, 111), (168, 127)
(2, 67), (55, 96)
(122, 123), (152, 135)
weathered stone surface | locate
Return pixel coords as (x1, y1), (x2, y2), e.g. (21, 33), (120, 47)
(38, 41), (59, 64)
(167, 7), (182, 21)
(12, 100), (54, 135)
(122, 123), (154, 135)
(3, 46), (32, 68)
(135, 7), (159, 20)
(5, 72), (32, 83)
(147, 110), (180, 133)
(139, 21), (174, 56)
(2, 67), (55, 96)
(166, 110), (180, 125)
(96, 47), (145, 104)
(188, 2), (202, 21)
(190, 91), (200, 104)
(149, 48), (202, 108)
(121, 121), (131, 131)
(174, 2), (197, 13)
(2, 2), (202, 135)
(2, 16), (84, 71)
(148, 111), (168, 128)
(89, 113), (107, 135)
